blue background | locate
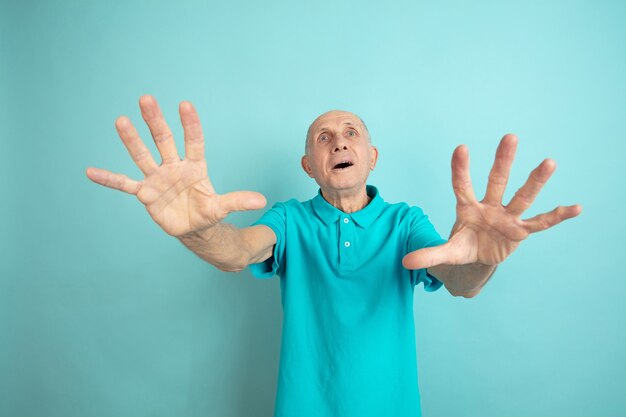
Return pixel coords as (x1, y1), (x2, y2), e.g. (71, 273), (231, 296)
(1, 1), (624, 416)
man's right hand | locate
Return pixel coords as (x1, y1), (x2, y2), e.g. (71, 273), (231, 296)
(86, 95), (267, 237)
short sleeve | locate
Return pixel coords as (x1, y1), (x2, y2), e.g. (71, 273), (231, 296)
(248, 202), (287, 278)
(407, 206), (448, 291)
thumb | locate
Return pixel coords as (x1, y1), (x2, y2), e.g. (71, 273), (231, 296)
(402, 244), (451, 270)
(219, 191), (267, 215)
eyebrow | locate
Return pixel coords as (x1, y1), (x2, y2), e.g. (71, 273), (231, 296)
(317, 122), (358, 133)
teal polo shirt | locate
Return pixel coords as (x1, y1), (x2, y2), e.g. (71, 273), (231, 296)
(250, 185), (447, 417)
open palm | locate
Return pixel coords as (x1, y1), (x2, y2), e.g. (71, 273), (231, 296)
(86, 95), (266, 237)
(403, 134), (582, 270)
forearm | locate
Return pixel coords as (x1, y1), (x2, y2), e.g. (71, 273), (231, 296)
(427, 263), (497, 298)
(177, 223), (251, 272)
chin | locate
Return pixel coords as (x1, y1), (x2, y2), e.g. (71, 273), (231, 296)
(319, 176), (367, 192)
(312, 167), (370, 191)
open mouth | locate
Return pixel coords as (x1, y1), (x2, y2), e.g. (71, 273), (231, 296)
(333, 161), (354, 170)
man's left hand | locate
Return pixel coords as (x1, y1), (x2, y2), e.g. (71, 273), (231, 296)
(402, 134), (582, 271)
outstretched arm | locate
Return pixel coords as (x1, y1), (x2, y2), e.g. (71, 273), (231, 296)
(178, 223), (276, 272)
(86, 95), (276, 272)
(404, 134), (582, 297)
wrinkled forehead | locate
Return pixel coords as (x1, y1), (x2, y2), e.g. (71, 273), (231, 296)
(307, 110), (367, 138)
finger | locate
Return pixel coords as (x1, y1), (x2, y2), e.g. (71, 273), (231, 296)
(402, 244), (453, 270)
(114, 116), (159, 175)
(179, 101), (205, 162)
(483, 134), (518, 205)
(218, 191), (267, 216)
(86, 167), (141, 195)
(506, 158), (556, 216)
(451, 144), (477, 206)
(523, 204), (583, 233)
(139, 95), (181, 164)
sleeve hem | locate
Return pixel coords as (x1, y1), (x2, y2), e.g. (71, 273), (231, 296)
(248, 222), (282, 279)
(413, 238), (448, 290)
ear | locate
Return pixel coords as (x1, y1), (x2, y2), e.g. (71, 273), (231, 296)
(301, 155), (314, 178)
(369, 146), (379, 170)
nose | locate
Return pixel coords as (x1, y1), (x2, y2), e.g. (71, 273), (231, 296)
(332, 137), (349, 153)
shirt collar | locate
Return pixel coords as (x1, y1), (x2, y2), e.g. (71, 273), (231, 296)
(311, 185), (386, 228)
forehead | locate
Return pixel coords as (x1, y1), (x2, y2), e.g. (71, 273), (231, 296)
(308, 111), (365, 134)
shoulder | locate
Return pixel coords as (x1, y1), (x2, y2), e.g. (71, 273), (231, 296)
(263, 198), (301, 210)
(380, 200), (427, 221)
(272, 198), (310, 212)
(264, 198), (313, 219)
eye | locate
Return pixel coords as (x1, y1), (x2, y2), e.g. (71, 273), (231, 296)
(347, 130), (357, 137)
(319, 134), (329, 141)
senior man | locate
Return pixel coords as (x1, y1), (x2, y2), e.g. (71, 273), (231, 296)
(86, 95), (582, 417)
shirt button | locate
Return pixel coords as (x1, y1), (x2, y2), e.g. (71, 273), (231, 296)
(343, 218), (349, 223)
(344, 241), (351, 247)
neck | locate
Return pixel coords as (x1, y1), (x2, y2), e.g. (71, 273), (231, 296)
(321, 186), (371, 213)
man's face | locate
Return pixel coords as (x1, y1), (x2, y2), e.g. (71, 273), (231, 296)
(301, 110), (378, 193)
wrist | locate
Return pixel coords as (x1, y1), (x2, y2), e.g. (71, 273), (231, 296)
(177, 224), (218, 242)
(475, 261), (497, 270)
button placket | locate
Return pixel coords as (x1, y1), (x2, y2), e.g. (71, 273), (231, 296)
(338, 215), (355, 269)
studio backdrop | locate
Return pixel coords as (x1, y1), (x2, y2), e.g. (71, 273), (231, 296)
(1, 1), (624, 416)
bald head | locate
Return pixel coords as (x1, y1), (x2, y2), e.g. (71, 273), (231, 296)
(305, 110), (371, 154)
